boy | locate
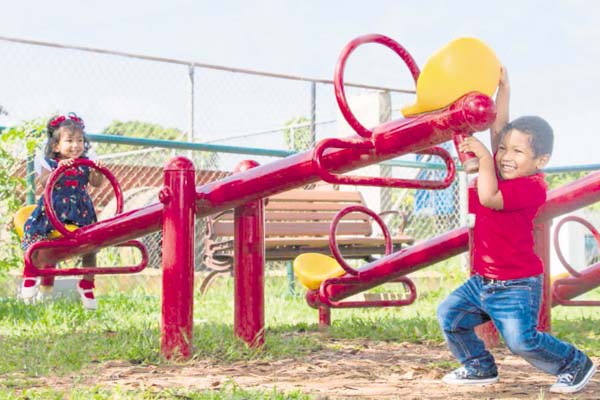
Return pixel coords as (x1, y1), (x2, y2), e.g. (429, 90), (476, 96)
(436, 68), (596, 394)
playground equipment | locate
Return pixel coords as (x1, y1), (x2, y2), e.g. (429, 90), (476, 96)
(19, 33), (497, 358)
(16, 33), (600, 358)
(17, 158), (148, 286)
(551, 215), (600, 306)
(401, 37), (501, 117)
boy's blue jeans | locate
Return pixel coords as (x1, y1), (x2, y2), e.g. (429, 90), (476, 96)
(437, 274), (585, 376)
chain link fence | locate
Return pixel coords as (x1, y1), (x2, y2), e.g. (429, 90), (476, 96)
(1, 37), (598, 297)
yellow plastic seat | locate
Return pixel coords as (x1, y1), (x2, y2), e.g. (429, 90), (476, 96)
(13, 205), (78, 240)
(402, 37), (501, 117)
(293, 253), (346, 290)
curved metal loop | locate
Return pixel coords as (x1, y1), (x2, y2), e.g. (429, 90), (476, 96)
(329, 205), (393, 276)
(318, 275), (417, 308)
(44, 158), (123, 238)
(334, 34), (420, 139)
(313, 138), (456, 189)
(553, 215), (600, 278)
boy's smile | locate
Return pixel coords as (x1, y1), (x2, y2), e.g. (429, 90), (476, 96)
(496, 129), (548, 180)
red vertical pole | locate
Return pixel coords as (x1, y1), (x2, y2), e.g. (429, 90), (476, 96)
(233, 160), (265, 347)
(160, 156), (196, 359)
(534, 221), (552, 332)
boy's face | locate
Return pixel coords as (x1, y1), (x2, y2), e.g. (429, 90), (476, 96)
(496, 129), (549, 180)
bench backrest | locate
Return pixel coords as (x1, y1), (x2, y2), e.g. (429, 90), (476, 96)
(209, 189), (373, 238)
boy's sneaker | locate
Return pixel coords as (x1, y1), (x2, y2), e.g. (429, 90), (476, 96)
(442, 366), (499, 385)
(550, 356), (596, 394)
(20, 278), (39, 302)
(77, 279), (97, 311)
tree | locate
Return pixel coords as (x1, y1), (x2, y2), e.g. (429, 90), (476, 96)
(283, 116), (313, 151)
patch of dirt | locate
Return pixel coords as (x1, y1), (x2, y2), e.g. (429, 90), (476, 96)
(19, 338), (600, 399)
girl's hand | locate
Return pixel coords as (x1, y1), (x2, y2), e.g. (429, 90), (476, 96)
(94, 160), (104, 169)
(58, 158), (76, 168)
(458, 136), (492, 161)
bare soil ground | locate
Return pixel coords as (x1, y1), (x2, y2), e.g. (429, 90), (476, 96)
(18, 337), (600, 399)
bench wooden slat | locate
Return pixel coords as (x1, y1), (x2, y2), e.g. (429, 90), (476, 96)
(265, 235), (415, 248)
(212, 221), (372, 237)
(202, 187), (414, 274)
(266, 202), (361, 211)
(215, 211), (370, 222)
(269, 190), (364, 202)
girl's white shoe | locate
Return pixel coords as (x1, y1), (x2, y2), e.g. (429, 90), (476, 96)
(20, 278), (39, 302)
(77, 280), (97, 310)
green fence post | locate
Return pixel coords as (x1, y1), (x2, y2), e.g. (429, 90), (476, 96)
(26, 153), (35, 205)
(286, 261), (295, 296)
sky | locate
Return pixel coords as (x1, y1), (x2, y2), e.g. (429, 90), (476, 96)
(2, 0), (600, 167)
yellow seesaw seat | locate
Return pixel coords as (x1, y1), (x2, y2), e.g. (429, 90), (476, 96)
(13, 205), (78, 240)
(402, 37), (501, 117)
(293, 253), (346, 290)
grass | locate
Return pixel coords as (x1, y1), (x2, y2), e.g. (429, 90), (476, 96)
(1, 263), (600, 399)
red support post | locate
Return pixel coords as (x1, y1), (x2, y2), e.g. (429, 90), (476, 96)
(233, 160), (265, 347)
(160, 157), (196, 359)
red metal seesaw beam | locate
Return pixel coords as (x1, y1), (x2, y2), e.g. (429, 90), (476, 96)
(27, 92), (496, 269)
(305, 171), (600, 310)
(305, 227), (469, 308)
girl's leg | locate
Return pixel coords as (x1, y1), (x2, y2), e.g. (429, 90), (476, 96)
(78, 253), (97, 310)
(437, 276), (497, 374)
(485, 275), (585, 375)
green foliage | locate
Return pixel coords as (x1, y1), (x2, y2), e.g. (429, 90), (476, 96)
(0, 119), (46, 272)
(99, 120), (219, 169)
(102, 120), (184, 141)
(283, 117), (312, 151)
(545, 170), (588, 190)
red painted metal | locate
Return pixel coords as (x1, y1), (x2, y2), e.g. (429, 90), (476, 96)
(334, 34), (420, 139)
(319, 306), (331, 328)
(196, 92), (496, 218)
(26, 91), (495, 272)
(552, 263), (600, 306)
(305, 227), (469, 308)
(24, 239), (148, 277)
(232, 160), (265, 347)
(160, 156), (196, 359)
(329, 205), (392, 275)
(314, 142), (456, 189)
(319, 276), (417, 308)
(551, 216), (600, 306)
(44, 158), (124, 238)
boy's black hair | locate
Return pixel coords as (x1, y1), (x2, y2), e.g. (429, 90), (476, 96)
(44, 113), (91, 158)
(499, 116), (554, 157)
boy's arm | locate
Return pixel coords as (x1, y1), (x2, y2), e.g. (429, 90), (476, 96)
(458, 136), (504, 210)
(490, 67), (510, 154)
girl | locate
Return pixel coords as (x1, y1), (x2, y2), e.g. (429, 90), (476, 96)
(21, 113), (104, 310)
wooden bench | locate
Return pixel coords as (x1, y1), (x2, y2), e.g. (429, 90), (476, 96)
(201, 188), (415, 279)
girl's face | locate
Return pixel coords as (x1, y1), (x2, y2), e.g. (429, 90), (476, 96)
(52, 128), (85, 159)
(495, 129), (549, 180)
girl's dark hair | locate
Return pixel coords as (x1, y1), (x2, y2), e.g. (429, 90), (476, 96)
(499, 115), (554, 157)
(44, 113), (91, 158)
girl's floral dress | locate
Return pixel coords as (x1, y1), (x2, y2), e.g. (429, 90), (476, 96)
(21, 157), (97, 249)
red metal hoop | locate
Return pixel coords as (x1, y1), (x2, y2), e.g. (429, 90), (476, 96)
(313, 139), (456, 189)
(329, 205), (392, 275)
(44, 158), (123, 238)
(334, 34), (420, 139)
(553, 215), (600, 278)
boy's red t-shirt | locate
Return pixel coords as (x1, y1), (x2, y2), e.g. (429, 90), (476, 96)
(470, 172), (547, 280)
